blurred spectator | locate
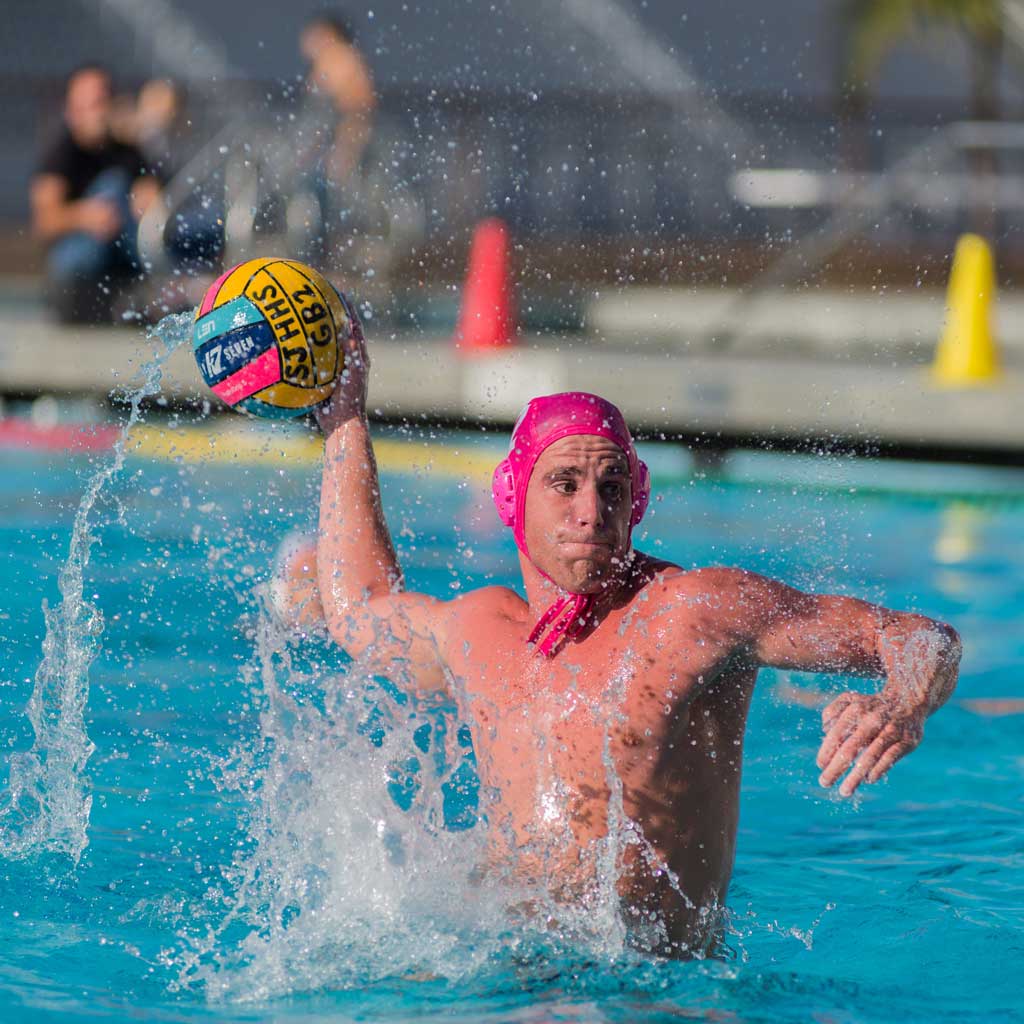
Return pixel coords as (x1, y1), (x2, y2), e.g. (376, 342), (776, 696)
(31, 65), (159, 323)
(108, 90), (140, 148)
(133, 78), (183, 170)
(300, 11), (377, 188)
(131, 78), (223, 274)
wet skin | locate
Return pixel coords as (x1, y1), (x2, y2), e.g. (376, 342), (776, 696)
(302, 326), (962, 953)
(438, 554), (759, 949)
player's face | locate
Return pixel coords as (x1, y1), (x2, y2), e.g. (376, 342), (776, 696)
(65, 70), (112, 148)
(523, 435), (632, 594)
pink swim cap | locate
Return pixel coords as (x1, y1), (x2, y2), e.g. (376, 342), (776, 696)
(491, 392), (651, 655)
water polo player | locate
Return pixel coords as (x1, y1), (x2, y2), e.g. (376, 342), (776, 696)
(278, 319), (962, 954)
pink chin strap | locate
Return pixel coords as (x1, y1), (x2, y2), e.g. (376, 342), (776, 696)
(526, 591), (593, 657)
(491, 392), (650, 657)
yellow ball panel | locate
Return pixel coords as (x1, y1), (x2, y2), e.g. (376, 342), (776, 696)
(210, 258), (280, 310)
(194, 258), (349, 418)
(286, 262), (351, 381)
(240, 262), (341, 389)
(292, 262), (353, 336)
(254, 379), (335, 410)
(281, 261), (343, 385)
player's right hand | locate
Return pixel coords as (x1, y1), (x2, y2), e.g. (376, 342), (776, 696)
(315, 305), (369, 435)
(76, 198), (122, 241)
(817, 691), (925, 797)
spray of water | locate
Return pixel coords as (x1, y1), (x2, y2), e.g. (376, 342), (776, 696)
(166, 604), (684, 1001)
(0, 312), (192, 865)
(168, 603), (508, 1000)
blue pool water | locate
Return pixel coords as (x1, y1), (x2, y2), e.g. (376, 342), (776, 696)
(0, 421), (1022, 1023)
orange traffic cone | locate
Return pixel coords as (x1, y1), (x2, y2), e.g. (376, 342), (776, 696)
(455, 218), (516, 351)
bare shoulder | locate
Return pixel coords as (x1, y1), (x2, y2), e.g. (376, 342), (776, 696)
(441, 584), (528, 628)
(683, 565), (778, 597)
(638, 561), (795, 620)
(429, 584), (526, 664)
(636, 559), (755, 596)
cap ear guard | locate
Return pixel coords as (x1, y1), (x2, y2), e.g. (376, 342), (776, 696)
(491, 458), (516, 527)
(630, 459), (651, 527)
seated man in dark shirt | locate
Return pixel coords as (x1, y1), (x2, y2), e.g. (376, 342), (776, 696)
(31, 64), (160, 323)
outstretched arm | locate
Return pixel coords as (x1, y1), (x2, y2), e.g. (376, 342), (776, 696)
(737, 572), (961, 796)
(315, 321), (450, 690)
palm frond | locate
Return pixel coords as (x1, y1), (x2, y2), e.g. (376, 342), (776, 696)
(840, 0), (1003, 89)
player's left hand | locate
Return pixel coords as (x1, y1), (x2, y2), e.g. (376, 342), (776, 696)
(816, 692), (925, 797)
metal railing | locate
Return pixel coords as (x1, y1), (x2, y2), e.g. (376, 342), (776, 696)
(136, 108), (427, 289)
(716, 120), (1024, 335)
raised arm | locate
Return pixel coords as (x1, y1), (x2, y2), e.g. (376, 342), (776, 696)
(314, 320), (451, 690)
(736, 571), (961, 796)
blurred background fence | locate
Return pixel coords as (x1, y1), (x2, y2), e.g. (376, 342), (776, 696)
(4, 0), (1024, 458)
(5, 0), (1024, 283)
(5, 83), (1024, 238)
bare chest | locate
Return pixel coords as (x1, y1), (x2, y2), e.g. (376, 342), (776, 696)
(442, 583), (757, 915)
(448, 611), (742, 793)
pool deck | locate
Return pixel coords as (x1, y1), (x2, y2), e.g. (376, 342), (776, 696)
(1, 288), (1022, 461)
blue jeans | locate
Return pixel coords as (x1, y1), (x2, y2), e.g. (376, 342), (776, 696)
(164, 193), (224, 270)
(47, 169), (140, 292)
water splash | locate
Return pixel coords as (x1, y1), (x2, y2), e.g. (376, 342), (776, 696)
(0, 312), (192, 865)
(727, 899), (837, 958)
(169, 619), (705, 1002)
(169, 602), (522, 1001)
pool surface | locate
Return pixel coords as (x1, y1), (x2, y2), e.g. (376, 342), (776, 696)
(0, 418), (1022, 1023)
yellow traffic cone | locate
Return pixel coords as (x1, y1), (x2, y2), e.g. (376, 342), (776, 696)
(932, 233), (1001, 386)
